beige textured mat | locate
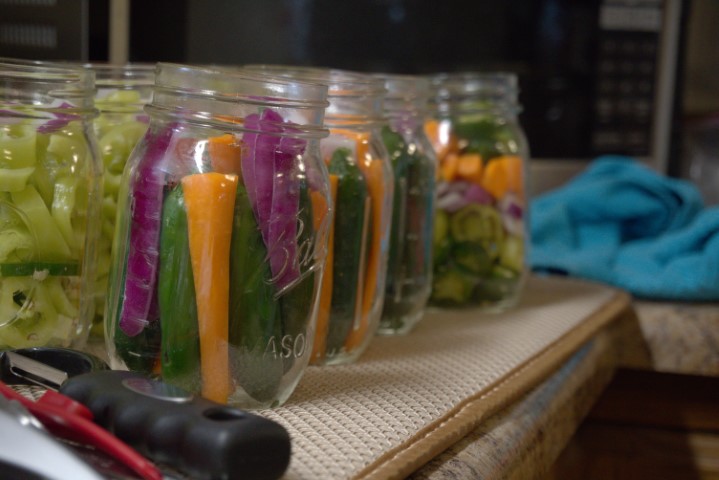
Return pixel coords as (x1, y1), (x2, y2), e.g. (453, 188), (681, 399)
(261, 275), (631, 480)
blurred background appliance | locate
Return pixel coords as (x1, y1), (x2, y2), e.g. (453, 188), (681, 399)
(1, 0), (709, 196)
(0, 0), (110, 61)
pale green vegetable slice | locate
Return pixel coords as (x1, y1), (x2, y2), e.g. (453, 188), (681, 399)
(499, 235), (524, 273)
(0, 278), (29, 326)
(104, 170), (123, 197)
(46, 133), (87, 166)
(0, 167), (36, 192)
(10, 185), (71, 261)
(0, 278), (57, 347)
(0, 124), (36, 169)
(45, 276), (78, 318)
(0, 198), (35, 263)
(99, 121), (147, 174)
(51, 176), (79, 252)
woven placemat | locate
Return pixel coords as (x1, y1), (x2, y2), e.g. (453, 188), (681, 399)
(261, 275), (631, 479)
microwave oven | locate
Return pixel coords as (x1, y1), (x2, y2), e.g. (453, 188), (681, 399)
(126, 0), (689, 194)
(1, 0), (689, 194)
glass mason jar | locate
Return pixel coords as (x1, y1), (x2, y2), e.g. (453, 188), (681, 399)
(105, 63), (330, 409)
(90, 64), (154, 336)
(0, 58), (101, 349)
(375, 75), (436, 335)
(244, 66), (394, 365)
(427, 73), (529, 310)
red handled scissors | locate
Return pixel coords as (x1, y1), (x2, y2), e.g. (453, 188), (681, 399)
(0, 351), (163, 480)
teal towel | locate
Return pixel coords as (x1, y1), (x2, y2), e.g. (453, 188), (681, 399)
(530, 156), (719, 300)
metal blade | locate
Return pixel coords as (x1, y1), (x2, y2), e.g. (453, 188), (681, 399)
(5, 351), (68, 391)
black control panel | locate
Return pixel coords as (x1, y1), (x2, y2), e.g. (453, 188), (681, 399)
(591, 1), (664, 156)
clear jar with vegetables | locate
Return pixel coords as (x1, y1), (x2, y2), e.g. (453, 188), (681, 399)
(426, 73), (529, 310)
(0, 58), (101, 350)
(375, 74), (436, 335)
(245, 66), (394, 365)
(90, 64), (154, 336)
(105, 63), (331, 409)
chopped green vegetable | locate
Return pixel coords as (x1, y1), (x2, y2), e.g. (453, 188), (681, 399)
(454, 118), (507, 160)
(434, 209), (449, 246)
(449, 203), (504, 249)
(431, 269), (474, 305)
(499, 235), (524, 273)
(453, 241), (493, 275)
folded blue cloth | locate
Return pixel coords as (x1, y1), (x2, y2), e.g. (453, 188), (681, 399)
(530, 155), (719, 300)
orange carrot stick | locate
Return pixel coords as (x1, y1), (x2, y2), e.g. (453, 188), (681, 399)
(208, 134), (243, 176)
(310, 175), (338, 362)
(181, 172), (238, 403)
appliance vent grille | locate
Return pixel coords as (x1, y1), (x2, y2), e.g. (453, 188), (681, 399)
(0, 0), (57, 6)
(0, 24), (57, 49)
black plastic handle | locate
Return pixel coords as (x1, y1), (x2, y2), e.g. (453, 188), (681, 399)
(59, 370), (290, 480)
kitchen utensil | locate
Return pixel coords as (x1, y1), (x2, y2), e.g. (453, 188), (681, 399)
(1, 348), (292, 480)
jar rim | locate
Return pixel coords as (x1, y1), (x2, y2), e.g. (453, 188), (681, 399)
(155, 63), (330, 110)
(374, 73), (430, 96)
(430, 72), (517, 95)
(0, 57), (95, 111)
(428, 71), (520, 113)
(0, 57), (94, 91)
(243, 65), (387, 98)
(373, 73), (431, 117)
(243, 65), (386, 125)
(429, 71), (518, 87)
(84, 63), (156, 88)
(0, 57), (95, 96)
(148, 63), (330, 138)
